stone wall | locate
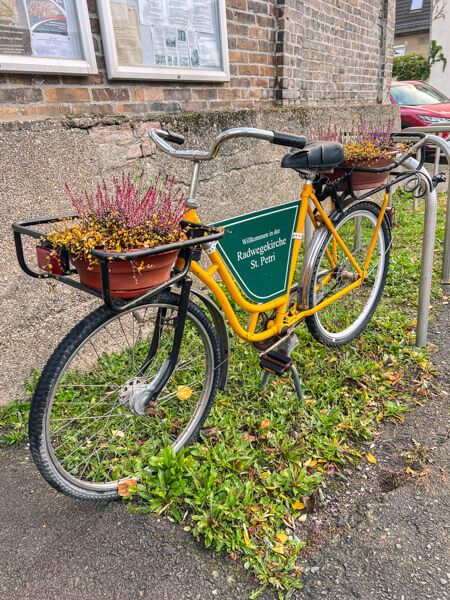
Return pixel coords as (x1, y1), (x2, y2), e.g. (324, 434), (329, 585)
(0, 103), (398, 406)
(0, 0), (395, 120)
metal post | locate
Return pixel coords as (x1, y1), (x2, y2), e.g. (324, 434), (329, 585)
(402, 126), (450, 282)
(402, 157), (437, 348)
(443, 183), (450, 283)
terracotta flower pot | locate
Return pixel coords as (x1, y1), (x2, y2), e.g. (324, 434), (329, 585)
(71, 248), (180, 299)
(326, 153), (397, 191)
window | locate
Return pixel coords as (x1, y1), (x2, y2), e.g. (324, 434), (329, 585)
(97, 0), (229, 81)
(394, 44), (406, 56)
(410, 0), (423, 11)
(0, 1), (97, 75)
(391, 83), (450, 106)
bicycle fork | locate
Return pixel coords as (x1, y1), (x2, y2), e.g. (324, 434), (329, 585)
(121, 277), (193, 415)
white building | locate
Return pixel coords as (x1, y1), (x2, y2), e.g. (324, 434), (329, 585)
(430, 0), (450, 95)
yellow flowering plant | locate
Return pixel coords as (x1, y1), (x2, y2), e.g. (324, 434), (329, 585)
(48, 173), (187, 266)
(312, 117), (401, 163)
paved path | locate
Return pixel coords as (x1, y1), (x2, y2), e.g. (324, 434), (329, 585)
(0, 446), (273, 600)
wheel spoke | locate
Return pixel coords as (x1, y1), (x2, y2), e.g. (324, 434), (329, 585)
(31, 293), (218, 499)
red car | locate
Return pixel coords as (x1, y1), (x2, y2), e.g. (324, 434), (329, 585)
(390, 80), (450, 130)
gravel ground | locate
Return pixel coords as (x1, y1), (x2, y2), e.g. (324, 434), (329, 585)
(294, 286), (450, 600)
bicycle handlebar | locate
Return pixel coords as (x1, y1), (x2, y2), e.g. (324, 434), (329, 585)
(149, 127), (307, 161)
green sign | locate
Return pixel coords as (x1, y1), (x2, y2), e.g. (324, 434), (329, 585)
(213, 201), (300, 303)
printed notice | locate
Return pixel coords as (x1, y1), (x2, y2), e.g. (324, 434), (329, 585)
(27, 0), (81, 59)
(198, 35), (219, 68)
(152, 25), (189, 67)
(111, 2), (143, 66)
(129, 0), (223, 71)
(192, 0), (213, 33)
(138, 0), (164, 26)
(0, 0), (31, 55)
(0, 0), (82, 59)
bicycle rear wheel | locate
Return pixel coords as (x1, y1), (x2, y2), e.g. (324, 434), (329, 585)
(304, 201), (391, 347)
(29, 290), (220, 501)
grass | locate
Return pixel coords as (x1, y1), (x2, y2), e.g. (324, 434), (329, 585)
(0, 189), (447, 598)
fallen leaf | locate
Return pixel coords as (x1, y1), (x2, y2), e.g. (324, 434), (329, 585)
(176, 385), (193, 400)
(292, 501), (305, 510)
(111, 429), (125, 438)
(117, 479), (137, 497)
(201, 426), (221, 438)
(275, 533), (288, 545)
(243, 524), (251, 548)
(366, 452), (377, 464)
(298, 514), (307, 522)
(383, 371), (400, 383)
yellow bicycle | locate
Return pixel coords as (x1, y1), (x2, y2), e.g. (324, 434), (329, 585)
(14, 126), (425, 500)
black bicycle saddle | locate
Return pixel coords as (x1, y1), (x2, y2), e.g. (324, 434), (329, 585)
(281, 141), (344, 171)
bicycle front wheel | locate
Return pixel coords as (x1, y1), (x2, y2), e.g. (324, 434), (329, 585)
(304, 201), (391, 347)
(29, 290), (220, 501)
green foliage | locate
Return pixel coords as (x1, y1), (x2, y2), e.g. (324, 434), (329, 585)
(428, 40), (447, 73)
(393, 54), (429, 81)
(0, 369), (39, 446)
(393, 40), (447, 81)
(0, 399), (29, 446)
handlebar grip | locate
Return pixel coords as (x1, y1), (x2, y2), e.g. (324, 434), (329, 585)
(271, 131), (306, 149)
(165, 131), (185, 145)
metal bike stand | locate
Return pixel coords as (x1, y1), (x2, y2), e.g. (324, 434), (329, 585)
(261, 334), (303, 401)
(400, 156), (438, 348)
(402, 126), (450, 284)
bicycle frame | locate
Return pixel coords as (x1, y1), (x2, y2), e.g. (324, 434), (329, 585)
(184, 184), (390, 343)
(147, 126), (429, 348)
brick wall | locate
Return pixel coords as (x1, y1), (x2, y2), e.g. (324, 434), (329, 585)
(0, 0), (394, 120)
(276, 0), (395, 105)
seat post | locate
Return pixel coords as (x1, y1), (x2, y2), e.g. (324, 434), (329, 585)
(187, 161), (200, 209)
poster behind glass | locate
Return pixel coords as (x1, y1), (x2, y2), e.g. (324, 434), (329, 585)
(110, 0), (223, 71)
(0, 0), (83, 60)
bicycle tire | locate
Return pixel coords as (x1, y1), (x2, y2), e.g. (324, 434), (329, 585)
(29, 290), (220, 501)
(304, 201), (391, 347)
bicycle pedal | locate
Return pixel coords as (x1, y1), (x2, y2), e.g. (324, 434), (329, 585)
(260, 350), (293, 375)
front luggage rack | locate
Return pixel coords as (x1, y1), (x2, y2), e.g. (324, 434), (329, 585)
(12, 215), (223, 313)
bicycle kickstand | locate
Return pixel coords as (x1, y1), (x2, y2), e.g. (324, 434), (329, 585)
(260, 334), (303, 402)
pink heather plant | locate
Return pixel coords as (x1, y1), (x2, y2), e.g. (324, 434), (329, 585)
(49, 173), (187, 261)
(311, 117), (397, 162)
(65, 173), (186, 233)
